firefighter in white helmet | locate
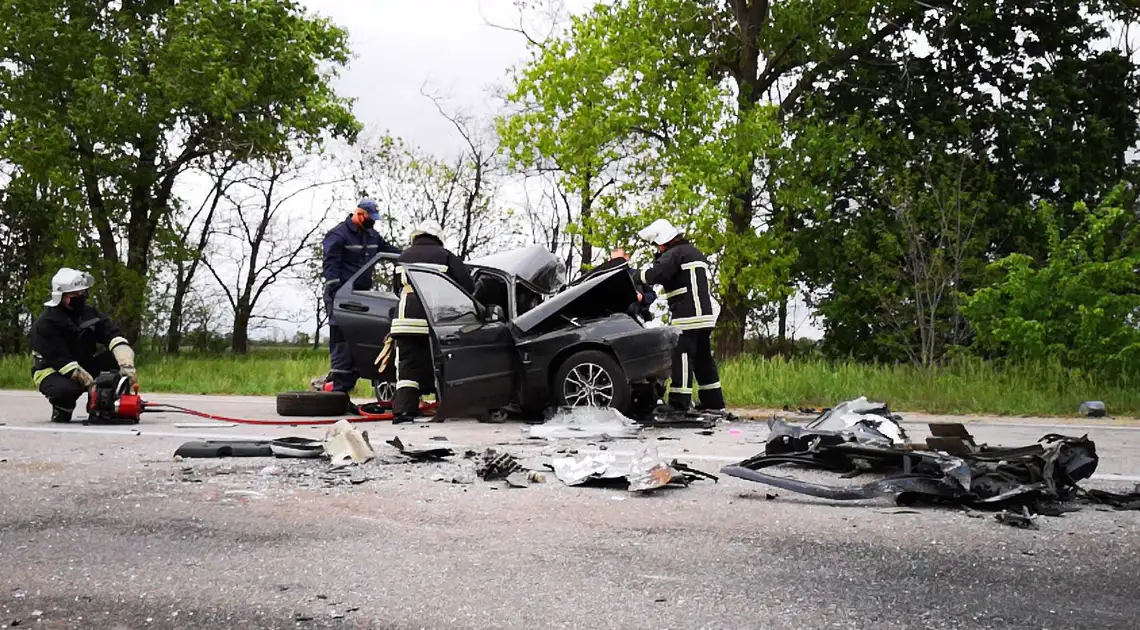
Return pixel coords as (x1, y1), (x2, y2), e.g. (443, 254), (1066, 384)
(389, 220), (475, 423)
(29, 268), (139, 423)
(634, 219), (725, 413)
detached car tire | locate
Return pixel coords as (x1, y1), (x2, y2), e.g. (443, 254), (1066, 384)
(276, 391), (349, 417)
(552, 350), (632, 413)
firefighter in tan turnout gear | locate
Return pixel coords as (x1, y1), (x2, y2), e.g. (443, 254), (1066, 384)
(389, 220), (475, 423)
(29, 268), (139, 423)
(634, 219), (726, 413)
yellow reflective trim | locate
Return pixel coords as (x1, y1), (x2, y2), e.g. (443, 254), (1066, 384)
(33, 368), (56, 387)
(59, 361), (80, 375)
(661, 287), (687, 299)
(109, 337), (129, 350)
(396, 380), (421, 390)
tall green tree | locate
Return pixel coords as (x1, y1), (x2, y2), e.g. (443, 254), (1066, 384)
(0, 173), (76, 353)
(0, 0), (359, 339)
(501, 0), (951, 358)
(782, 0), (1140, 362)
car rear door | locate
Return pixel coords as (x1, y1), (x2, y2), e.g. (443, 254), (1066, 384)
(402, 266), (517, 419)
(334, 253), (400, 380)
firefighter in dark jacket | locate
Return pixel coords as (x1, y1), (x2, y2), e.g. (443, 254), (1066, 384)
(634, 219), (725, 412)
(390, 220), (475, 423)
(30, 268), (139, 423)
(322, 199), (401, 399)
(593, 248), (657, 321)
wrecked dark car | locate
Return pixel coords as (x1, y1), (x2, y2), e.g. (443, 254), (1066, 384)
(333, 245), (677, 419)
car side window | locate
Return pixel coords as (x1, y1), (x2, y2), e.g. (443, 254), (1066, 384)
(407, 270), (481, 326)
(350, 256), (399, 297)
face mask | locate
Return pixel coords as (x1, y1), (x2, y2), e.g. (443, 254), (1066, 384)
(362, 218), (375, 230)
(68, 296), (86, 311)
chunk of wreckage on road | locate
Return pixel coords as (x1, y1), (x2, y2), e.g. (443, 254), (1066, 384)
(525, 405), (728, 442)
(720, 396), (1140, 518)
(552, 443), (717, 493)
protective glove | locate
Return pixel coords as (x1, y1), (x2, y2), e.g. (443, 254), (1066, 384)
(375, 335), (394, 372)
(112, 344), (139, 388)
(70, 367), (95, 389)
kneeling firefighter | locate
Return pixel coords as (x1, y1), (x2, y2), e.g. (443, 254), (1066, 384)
(634, 219), (725, 413)
(29, 268), (139, 423)
(389, 220), (475, 423)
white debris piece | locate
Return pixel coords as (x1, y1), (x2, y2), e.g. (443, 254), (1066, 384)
(807, 396), (908, 445)
(526, 407), (642, 440)
(323, 420), (375, 466)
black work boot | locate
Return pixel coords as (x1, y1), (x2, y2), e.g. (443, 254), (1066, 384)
(391, 413), (415, 425)
(50, 405), (74, 423)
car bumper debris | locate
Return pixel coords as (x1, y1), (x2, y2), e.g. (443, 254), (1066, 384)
(720, 404), (1140, 516)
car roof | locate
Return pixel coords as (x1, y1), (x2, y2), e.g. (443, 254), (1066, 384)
(468, 245), (567, 295)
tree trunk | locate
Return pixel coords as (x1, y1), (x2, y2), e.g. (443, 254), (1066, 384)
(579, 177), (593, 274)
(777, 295), (788, 355)
(165, 288), (185, 354)
(713, 167), (755, 361)
(232, 300), (251, 354)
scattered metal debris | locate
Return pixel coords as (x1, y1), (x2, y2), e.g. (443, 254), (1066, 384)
(475, 448), (523, 480)
(802, 396), (908, 447)
(269, 437), (325, 459)
(552, 444), (715, 492)
(637, 409), (723, 429)
(526, 407), (642, 440)
(386, 436), (455, 461)
(722, 413), (1116, 516)
(995, 507), (1039, 529)
(505, 472), (533, 488)
(1080, 484), (1140, 510)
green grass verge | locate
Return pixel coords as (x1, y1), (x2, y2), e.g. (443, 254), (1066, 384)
(1, 348), (1135, 416)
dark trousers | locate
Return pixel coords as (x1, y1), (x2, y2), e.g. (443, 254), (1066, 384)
(325, 295), (358, 393)
(37, 352), (119, 414)
(393, 335), (434, 417)
(667, 328), (725, 410)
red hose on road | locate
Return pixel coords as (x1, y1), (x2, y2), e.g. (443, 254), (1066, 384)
(142, 401), (439, 427)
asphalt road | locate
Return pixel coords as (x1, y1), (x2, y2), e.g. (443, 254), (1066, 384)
(2, 390), (1140, 629)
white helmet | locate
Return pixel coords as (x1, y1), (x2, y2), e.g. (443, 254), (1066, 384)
(45, 267), (94, 307)
(637, 218), (683, 246)
(409, 219), (446, 244)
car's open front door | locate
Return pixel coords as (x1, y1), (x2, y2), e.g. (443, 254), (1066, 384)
(401, 266), (517, 419)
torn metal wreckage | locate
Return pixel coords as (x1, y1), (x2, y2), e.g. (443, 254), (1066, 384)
(721, 397), (1140, 516)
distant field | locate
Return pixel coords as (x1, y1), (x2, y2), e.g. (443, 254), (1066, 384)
(1, 348), (1135, 417)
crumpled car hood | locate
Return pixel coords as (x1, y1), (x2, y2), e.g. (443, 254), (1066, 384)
(511, 267), (638, 335)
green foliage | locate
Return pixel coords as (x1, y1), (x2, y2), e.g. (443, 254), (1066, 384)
(2, 350), (1137, 417)
(0, 0), (360, 337)
(780, 0), (1140, 362)
(963, 189), (1140, 375)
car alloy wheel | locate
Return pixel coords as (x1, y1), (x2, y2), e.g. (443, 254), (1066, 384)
(562, 362), (616, 407)
(374, 380), (396, 402)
